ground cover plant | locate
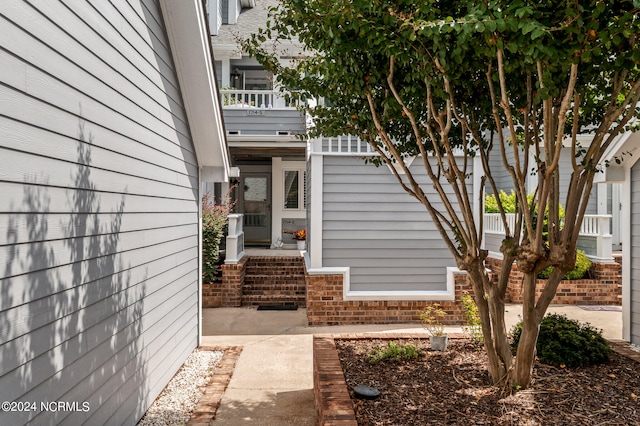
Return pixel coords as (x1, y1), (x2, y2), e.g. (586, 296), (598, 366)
(337, 338), (640, 425)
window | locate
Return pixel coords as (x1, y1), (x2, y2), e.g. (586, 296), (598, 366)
(284, 170), (306, 210)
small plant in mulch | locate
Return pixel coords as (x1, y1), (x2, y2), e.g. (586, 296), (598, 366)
(367, 341), (423, 364)
(460, 293), (483, 345)
(420, 304), (448, 337)
(511, 313), (611, 367)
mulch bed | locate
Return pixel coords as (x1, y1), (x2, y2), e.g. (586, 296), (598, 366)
(336, 338), (640, 425)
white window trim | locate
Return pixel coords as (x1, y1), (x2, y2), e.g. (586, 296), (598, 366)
(283, 168), (306, 211)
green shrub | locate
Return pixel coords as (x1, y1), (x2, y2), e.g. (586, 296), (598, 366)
(485, 190), (517, 213)
(485, 191), (564, 245)
(538, 249), (592, 280)
(202, 189), (235, 283)
(510, 314), (611, 367)
(367, 341), (423, 364)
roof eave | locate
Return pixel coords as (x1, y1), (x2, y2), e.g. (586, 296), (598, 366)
(159, 0), (230, 180)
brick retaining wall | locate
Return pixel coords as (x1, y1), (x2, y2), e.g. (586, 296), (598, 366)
(202, 255), (249, 308)
(211, 254), (621, 324)
(486, 257), (621, 305)
(305, 271), (470, 326)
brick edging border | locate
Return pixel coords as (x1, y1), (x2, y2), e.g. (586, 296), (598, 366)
(313, 334), (639, 426)
(187, 346), (243, 425)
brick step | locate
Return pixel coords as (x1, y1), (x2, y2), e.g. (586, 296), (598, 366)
(244, 274), (305, 286)
(242, 283), (306, 294)
(244, 267), (306, 277)
(245, 256), (304, 266)
(243, 284), (305, 295)
(242, 295), (306, 307)
(240, 255), (307, 306)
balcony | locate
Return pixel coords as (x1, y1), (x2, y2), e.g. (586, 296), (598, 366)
(220, 89), (306, 137)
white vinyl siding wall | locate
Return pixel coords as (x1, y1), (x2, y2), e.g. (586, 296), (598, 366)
(322, 156), (457, 292)
(631, 160), (640, 344)
(0, 2), (200, 425)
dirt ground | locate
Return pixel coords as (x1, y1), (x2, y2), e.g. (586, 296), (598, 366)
(336, 338), (640, 425)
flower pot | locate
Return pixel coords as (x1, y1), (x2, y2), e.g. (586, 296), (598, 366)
(429, 335), (448, 351)
(296, 240), (306, 250)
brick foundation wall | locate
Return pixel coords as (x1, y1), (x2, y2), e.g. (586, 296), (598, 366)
(305, 271), (470, 326)
(486, 256), (621, 305)
(202, 256), (249, 308)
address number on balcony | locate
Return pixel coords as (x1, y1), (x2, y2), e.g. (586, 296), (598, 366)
(247, 110), (266, 116)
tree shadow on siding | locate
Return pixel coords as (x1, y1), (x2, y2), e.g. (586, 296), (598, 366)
(0, 118), (147, 425)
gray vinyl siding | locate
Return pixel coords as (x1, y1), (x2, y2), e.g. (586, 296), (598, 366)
(631, 160), (640, 344)
(215, 60), (223, 87)
(223, 109), (305, 135)
(222, 0), (229, 24)
(322, 156), (457, 292)
(0, 2), (200, 425)
(484, 232), (505, 253)
(557, 149), (598, 214)
(487, 146), (597, 214)
(487, 144), (521, 194)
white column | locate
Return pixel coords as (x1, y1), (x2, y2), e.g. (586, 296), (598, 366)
(622, 167), (632, 341)
(271, 157), (284, 247)
(221, 57), (231, 87)
(225, 214), (245, 263)
(595, 215), (613, 261)
(310, 152), (323, 268)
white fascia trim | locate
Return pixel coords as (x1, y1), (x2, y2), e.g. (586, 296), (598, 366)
(601, 130), (634, 164)
(160, 0), (230, 178)
(212, 44), (244, 59)
(621, 160), (634, 341)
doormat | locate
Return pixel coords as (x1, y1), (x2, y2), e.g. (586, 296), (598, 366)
(257, 304), (299, 311)
(578, 305), (622, 312)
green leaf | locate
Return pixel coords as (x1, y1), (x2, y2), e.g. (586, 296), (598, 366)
(531, 28), (545, 40)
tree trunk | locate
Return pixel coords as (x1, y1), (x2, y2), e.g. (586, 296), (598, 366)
(512, 271), (540, 387)
(511, 268), (565, 387)
(466, 264), (512, 385)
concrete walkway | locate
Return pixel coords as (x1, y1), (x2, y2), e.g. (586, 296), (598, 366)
(201, 305), (622, 425)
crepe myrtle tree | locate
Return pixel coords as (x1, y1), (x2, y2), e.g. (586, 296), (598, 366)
(246, 1), (640, 387)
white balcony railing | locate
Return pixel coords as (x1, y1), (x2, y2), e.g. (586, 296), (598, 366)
(483, 213), (613, 261)
(225, 214), (245, 264)
(220, 90), (299, 109)
(484, 213), (516, 234)
(313, 135), (375, 155)
(310, 135), (467, 156)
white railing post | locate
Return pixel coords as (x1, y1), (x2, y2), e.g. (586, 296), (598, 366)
(225, 213), (245, 264)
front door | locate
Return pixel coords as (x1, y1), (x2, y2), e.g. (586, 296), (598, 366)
(240, 174), (271, 245)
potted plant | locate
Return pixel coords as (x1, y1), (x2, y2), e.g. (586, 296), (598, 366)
(293, 229), (306, 250)
(420, 304), (448, 351)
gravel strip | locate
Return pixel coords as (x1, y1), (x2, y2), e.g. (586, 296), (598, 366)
(138, 349), (224, 425)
